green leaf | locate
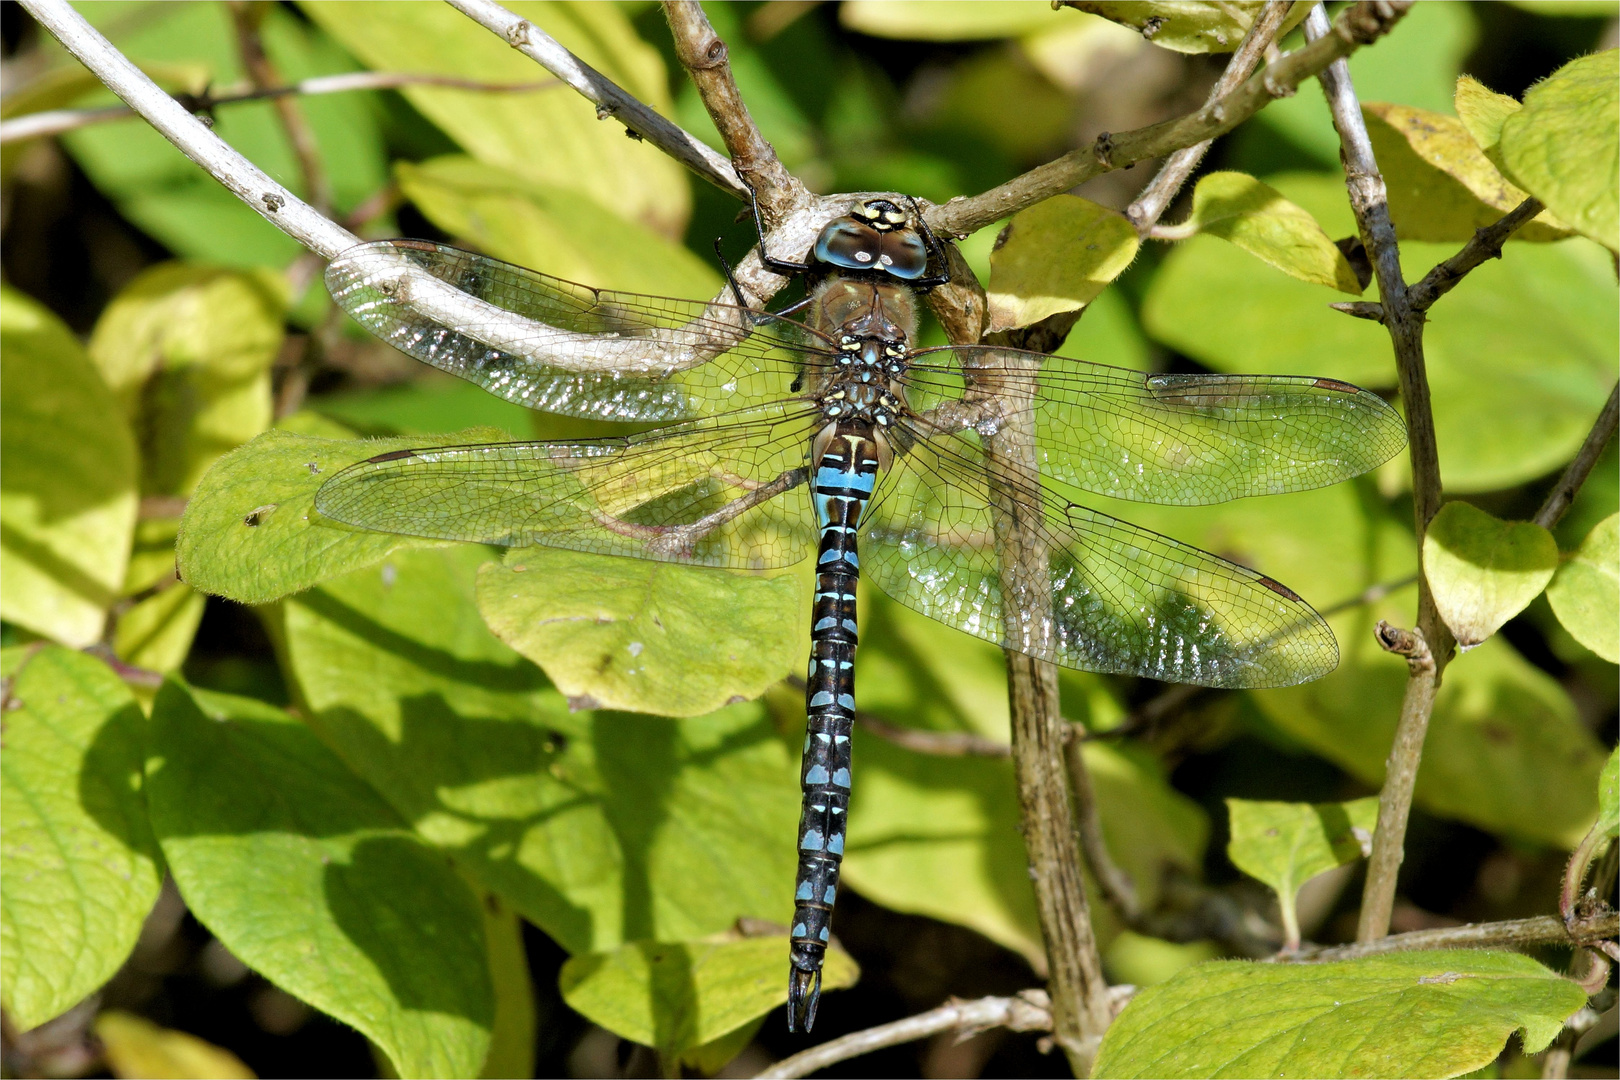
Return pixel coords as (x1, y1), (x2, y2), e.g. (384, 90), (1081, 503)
(475, 548), (802, 717)
(301, 1), (690, 240)
(559, 937), (858, 1060)
(1179, 172), (1362, 293)
(1424, 503), (1559, 649)
(147, 679), (493, 1078)
(88, 263), (286, 498)
(985, 195), (1139, 332)
(1495, 50), (1620, 251)
(93, 1011), (254, 1080)
(1546, 513), (1619, 663)
(279, 546), (802, 954)
(0, 287), (138, 647)
(0, 647), (163, 1030)
(1056, 2), (1308, 53)
(1363, 102), (1574, 243)
(1225, 798), (1378, 949)
(1094, 951), (1588, 1078)
(1455, 75), (1522, 155)
(1599, 748), (1618, 841)
(396, 156), (719, 297)
(1255, 635), (1605, 849)
(839, 0), (1064, 40)
(176, 428), (515, 604)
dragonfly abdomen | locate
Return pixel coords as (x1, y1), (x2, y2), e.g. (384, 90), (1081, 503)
(789, 425), (881, 1032)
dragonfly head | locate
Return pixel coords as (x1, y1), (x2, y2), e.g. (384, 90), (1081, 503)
(812, 200), (931, 282)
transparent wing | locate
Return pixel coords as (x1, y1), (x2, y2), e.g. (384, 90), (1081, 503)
(314, 404), (821, 569)
(903, 346), (1406, 506)
(861, 422), (1338, 689)
(326, 240), (828, 423)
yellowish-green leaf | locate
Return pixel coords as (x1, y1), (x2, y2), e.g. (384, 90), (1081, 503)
(1424, 502), (1559, 649)
(88, 263), (286, 498)
(0, 287), (137, 647)
(986, 195), (1138, 332)
(1095, 951), (1589, 1078)
(301, 1), (689, 240)
(177, 428), (512, 604)
(396, 156), (718, 297)
(840, 0), (1061, 39)
(1225, 797), (1378, 949)
(0, 648), (163, 1030)
(94, 1011), (255, 1080)
(1363, 102), (1574, 243)
(1455, 75), (1522, 155)
(1059, 1), (1308, 53)
(559, 937), (858, 1059)
(1179, 172), (1362, 293)
(1496, 50), (1620, 251)
(1546, 512), (1618, 663)
(475, 548), (801, 717)
(113, 584), (206, 674)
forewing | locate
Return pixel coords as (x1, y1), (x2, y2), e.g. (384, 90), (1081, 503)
(861, 425), (1338, 689)
(326, 240), (823, 422)
(904, 347), (1406, 505)
(314, 405), (820, 569)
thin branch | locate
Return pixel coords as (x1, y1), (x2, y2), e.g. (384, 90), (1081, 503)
(1319, 574), (1420, 618)
(1535, 384), (1619, 530)
(1065, 736), (1142, 921)
(928, 0), (1413, 240)
(1302, 2), (1454, 945)
(228, 1), (332, 215)
(0, 71), (560, 145)
(443, 0), (744, 199)
(1288, 911), (1620, 963)
(780, 677), (1013, 758)
(20, 0), (358, 257)
(753, 992), (1055, 1080)
(661, 1), (796, 208)
(1126, 0), (1296, 235)
(1408, 196), (1546, 312)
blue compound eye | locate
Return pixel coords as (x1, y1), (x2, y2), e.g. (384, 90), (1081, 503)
(814, 219), (883, 271)
(879, 230), (930, 280)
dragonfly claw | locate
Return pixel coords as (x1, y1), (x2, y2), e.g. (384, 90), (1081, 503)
(787, 964), (822, 1032)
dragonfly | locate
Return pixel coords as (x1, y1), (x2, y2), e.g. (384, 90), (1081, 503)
(314, 198), (1407, 1031)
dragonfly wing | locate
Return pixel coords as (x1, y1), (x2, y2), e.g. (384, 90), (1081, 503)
(326, 240), (818, 422)
(861, 425), (1337, 688)
(905, 346), (1406, 505)
(314, 405), (820, 569)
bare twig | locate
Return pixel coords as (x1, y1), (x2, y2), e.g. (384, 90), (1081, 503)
(1064, 737), (1142, 921)
(21, 0), (358, 257)
(661, 0), (796, 209)
(228, 1), (332, 215)
(1289, 911), (1620, 963)
(1301, 2), (1453, 944)
(753, 992), (1055, 1080)
(1126, 0), (1296, 235)
(0, 71), (560, 145)
(1535, 384), (1619, 530)
(1407, 196), (1547, 313)
(1319, 574), (1420, 618)
(928, 1), (1413, 240)
(443, 0), (744, 199)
